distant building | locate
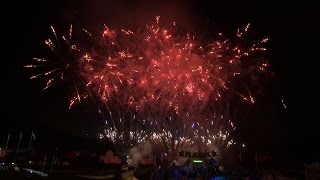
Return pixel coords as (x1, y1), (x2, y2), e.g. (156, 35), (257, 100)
(100, 150), (121, 164)
(140, 155), (154, 165)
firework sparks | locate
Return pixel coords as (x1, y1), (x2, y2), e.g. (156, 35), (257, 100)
(27, 17), (268, 155)
(282, 99), (287, 109)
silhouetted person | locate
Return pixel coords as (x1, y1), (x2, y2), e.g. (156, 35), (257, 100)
(170, 162), (182, 180)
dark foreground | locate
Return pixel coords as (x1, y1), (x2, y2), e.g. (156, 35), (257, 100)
(0, 164), (314, 180)
(0, 170), (309, 180)
(0, 170), (122, 180)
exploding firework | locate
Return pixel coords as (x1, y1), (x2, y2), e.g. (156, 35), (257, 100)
(26, 17), (268, 159)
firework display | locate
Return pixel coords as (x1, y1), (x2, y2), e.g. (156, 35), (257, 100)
(26, 17), (268, 157)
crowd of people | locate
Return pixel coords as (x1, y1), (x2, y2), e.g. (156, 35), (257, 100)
(152, 157), (222, 180)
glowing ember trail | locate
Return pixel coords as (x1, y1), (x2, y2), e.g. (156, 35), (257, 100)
(26, 17), (269, 156)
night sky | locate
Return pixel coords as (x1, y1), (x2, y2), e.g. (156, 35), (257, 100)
(1, 0), (319, 165)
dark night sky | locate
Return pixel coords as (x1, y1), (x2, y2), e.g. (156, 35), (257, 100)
(1, 0), (319, 164)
